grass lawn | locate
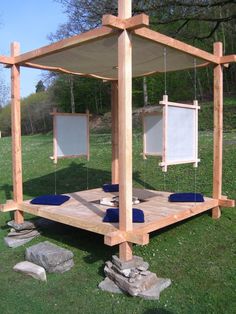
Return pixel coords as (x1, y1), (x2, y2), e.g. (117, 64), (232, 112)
(0, 131), (235, 314)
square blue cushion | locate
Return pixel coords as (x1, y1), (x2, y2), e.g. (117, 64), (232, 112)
(169, 193), (204, 202)
(30, 194), (70, 206)
(103, 208), (144, 223)
(102, 184), (119, 192)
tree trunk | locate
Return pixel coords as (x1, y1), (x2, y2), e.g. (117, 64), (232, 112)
(143, 77), (148, 106)
(70, 75), (75, 113)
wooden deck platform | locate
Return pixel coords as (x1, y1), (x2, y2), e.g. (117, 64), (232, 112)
(18, 188), (219, 246)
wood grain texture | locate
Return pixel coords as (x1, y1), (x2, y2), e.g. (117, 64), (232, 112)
(11, 42), (24, 224)
(111, 81), (119, 184)
(212, 42), (223, 219)
(118, 0), (133, 261)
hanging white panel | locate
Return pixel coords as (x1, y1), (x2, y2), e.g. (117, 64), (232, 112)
(167, 106), (196, 162)
(53, 112), (89, 163)
(159, 95), (200, 171)
(143, 112), (163, 157)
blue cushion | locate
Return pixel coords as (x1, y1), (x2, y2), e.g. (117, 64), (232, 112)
(30, 194), (70, 206)
(102, 184), (119, 193)
(103, 208), (144, 223)
(169, 193), (204, 202)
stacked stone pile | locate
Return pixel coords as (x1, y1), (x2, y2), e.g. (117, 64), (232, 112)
(99, 255), (171, 300)
(4, 220), (40, 248)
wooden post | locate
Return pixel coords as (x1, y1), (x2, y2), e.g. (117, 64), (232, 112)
(212, 42), (223, 219)
(11, 42), (24, 224)
(118, 0), (133, 261)
(111, 81), (119, 184)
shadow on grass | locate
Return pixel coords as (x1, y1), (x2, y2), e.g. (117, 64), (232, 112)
(1, 161), (155, 199)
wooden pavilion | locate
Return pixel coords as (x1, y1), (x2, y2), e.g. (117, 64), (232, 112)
(0, 0), (235, 262)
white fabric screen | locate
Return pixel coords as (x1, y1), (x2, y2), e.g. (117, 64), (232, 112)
(53, 113), (89, 162)
(143, 113), (163, 156)
(166, 106), (196, 162)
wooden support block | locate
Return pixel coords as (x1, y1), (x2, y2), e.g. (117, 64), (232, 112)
(218, 198), (235, 208)
(104, 230), (149, 246)
(0, 200), (18, 212)
(102, 14), (149, 30)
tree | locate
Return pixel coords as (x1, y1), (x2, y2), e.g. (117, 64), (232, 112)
(35, 80), (46, 93)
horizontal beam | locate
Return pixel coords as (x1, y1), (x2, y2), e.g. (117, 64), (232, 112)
(0, 55), (14, 65)
(15, 26), (117, 65)
(133, 27), (220, 64)
(102, 13), (149, 30)
(220, 55), (236, 64)
(104, 230), (149, 246)
(0, 200), (18, 212)
(218, 198), (235, 207)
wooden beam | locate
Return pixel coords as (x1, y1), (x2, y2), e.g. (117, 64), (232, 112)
(11, 42), (24, 224)
(218, 198), (235, 208)
(220, 55), (236, 64)
(102, 14), (149, 30)
(15, 27), (116, 65)
(118, 0), (133, 262)
(0, 55), (14, 65)
(104, 230), (149, 246)
(0, 200), (18, 212)
(111, 81), (119, 184)
(212, 42), (223, 219)
(133, 27), (220, 64)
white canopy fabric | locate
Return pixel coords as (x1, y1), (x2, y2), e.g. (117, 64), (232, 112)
(21, 32), (207, 80)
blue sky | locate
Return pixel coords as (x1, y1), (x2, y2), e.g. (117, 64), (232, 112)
(0, 0), (67, 99)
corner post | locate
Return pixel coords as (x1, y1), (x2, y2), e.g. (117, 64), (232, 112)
(118, 0), (133, 261)
(212, 42), (223, 219)
(111, 80), (119, 184)
(11, 42), (24, 224)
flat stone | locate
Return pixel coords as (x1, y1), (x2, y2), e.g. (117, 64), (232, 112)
(98, 277), (123, 294)
(25, 241), (74, 273)
(140, 270), (151, 276)
(112, 255), (144, 270)
(7, 230), (40, 239)
(4, 235), (38, 248)
(13, 261), (47, 282)
(138, 278), (171, 300)
(7, 220), (36, 231)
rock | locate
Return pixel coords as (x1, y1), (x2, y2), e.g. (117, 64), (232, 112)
(105, 261), (113, 268)
(98, 277), (123, 294)
(112, 255), (144, 270)
(140, 270), (151, 276)
(25, 241), (74, 273)
(7, 220), (36, 231)
(121, 268), (131, 277)
(128, 278), (135, 283)
(4, 234), (39, 248)
(105, 264), (159, 296)
(137, 262), (149, 271)
(138, 278), (171, 300)
(13, 261), (47, 282)
(7, 230), (40, 239)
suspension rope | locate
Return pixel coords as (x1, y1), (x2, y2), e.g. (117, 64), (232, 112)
(164, 47), (167, 95)
(54, 162), (57, 195)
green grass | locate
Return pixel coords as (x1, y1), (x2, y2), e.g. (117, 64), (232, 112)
(0, 131), (235, 314)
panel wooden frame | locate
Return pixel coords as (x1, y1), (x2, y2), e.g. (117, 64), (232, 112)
(111, 81), (119, 184)
(159, 95), (200, 172)
(52, 110), (90, 164)
(0, 55), (14, 65)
